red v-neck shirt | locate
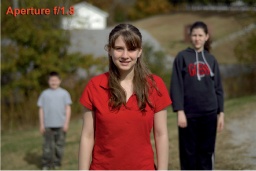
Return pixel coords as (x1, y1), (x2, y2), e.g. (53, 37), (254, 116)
(80, 72), (172, 170)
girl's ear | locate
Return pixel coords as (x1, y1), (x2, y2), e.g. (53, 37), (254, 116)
(138, 48), (142, 57)
(105, 45), (112, 57)
(104, 44), (110, 53)
(205, 34), (209, 41)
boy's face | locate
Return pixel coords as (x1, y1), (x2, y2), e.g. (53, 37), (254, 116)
(48, 76), (61, 89)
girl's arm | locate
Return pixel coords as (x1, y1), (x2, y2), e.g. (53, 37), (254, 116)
(213, 59), (225, 132)
(213, 59), (224, 115)
(78, 108), (95, 170)
(153, 109), (169, 170)
(217, 112), (224, 132)
(177, 110), (187, 128)
(170, 54), (184, 112)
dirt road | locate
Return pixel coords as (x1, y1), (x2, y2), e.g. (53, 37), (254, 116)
(227, 111), (256, 168)
(215, 104), (256, 170)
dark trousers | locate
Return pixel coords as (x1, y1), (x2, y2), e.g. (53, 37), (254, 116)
(178, 114), (217, 170)
(42, 128), (66, 168)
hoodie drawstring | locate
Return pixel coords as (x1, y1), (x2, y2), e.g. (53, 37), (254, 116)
(195, 50), (201, 81)
(202, 51), (214, 77)
(194, 50), (214, 81)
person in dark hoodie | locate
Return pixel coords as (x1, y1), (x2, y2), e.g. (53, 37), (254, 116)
(170, 21), (225, 170)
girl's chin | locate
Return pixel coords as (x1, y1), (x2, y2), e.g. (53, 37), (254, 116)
(117, 66), (135, 72)
(117, 64), (132, 69)
(194, 47), (203, 51)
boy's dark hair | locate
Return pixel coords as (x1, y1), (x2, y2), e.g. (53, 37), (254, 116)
(48, 71), (61, 79)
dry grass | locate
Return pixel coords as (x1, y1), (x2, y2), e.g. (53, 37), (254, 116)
(212, 29), (256, 64)
(132, 11), (255, 64)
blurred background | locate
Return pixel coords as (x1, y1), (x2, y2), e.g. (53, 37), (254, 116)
(1, 0), (256, 170)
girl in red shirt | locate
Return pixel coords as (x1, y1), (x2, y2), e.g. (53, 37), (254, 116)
(79, 23), (172, 170)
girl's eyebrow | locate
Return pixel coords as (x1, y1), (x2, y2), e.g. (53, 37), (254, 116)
(113, 45), (123, 48)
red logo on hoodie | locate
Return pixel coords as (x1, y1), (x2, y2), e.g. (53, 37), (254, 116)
(189, 62), (210, 77)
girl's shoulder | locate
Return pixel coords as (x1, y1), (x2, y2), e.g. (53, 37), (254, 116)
(175, 48), (193, 59)
(176, 49), (187, 58)
(151, 74), (163, 83)
(86, 72), (109, 89)
(88, 72), (109, 83)
(148, 74), (165, 88)
(204, 50), (218, 62)
(204, 50), (215, 57)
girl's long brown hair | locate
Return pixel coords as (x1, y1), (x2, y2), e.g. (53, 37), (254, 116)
(106, 24), (157, 111)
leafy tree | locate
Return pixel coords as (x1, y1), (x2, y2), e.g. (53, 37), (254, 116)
(143, 43), (171, 87)
(128, 0), (171, 20)
(234, 30), (256, 95)
(242, 0), (255, 6)
(169, 0), (183, 7)
(234, 12), (256, 65)
(1, 0), (107, 130)
(235, 32), (256, 66)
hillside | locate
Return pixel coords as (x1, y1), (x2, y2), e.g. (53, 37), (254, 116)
(132, 11), (256, 64)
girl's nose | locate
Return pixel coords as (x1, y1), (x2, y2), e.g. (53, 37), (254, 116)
(122, 49), (129, 58)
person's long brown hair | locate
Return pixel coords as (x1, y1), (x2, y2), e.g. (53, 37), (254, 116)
(106, 23), (157, 111)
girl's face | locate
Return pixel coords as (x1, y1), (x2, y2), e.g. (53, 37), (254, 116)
(110, 35), (142, 74)
(190, 28), (209, 52)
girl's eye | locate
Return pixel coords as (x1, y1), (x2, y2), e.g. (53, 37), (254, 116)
(128, 48), (136, 51)
(113, 47), (137, 52)
(115, 47), (123, 51)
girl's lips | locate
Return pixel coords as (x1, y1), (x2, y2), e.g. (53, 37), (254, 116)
(120, 61), (130, 65)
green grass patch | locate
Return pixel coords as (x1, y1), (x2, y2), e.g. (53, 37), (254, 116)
(1, 95), (256, 169)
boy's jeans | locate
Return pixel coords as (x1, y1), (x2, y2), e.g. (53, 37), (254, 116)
(42, 128), (66, 168)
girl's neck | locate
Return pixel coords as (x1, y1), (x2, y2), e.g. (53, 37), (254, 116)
(119, 69), (134, 82)
(194, 47), (204, 52)
(119, 70), (134, 101)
